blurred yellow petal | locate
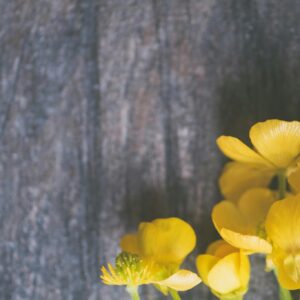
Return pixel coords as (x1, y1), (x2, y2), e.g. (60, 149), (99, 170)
(196, 245), (250, 298)
(265, 254), (275, 272)
(219, 162), (274, 201)
(120, 234), (140, 254)
(283, 254), (300, 283)
(157, 270), (201, 291)
(250, 120), (300, 168)
(196, 254), (219, 284)
(138, 222), (158, 258)
(220, 228), (272, 254)
(217, 136), (271, 166)
(206, 240), (237, 258)
(207, 253), (242, 294)
(277, 258), (300, 290)
(213, 190), (273, 254)
(138, 217), (196, 264)
(212, 201), (248, 234)
(237, 188), (276, 229)
(288, 166), (300, 193)
(206, 240), (225, 255)
(239, 252), (251, 288)
(265, 195), (300, 251)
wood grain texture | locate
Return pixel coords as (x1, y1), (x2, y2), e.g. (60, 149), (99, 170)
(0, 0), (299, 299)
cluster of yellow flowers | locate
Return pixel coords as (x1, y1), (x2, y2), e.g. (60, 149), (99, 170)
(100, 119), (300, 300)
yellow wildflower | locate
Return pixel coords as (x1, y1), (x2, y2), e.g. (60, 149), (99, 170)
(121, 217), (196, 267)
(101, 252), (157, 286)
(196, 240), (250, 299)
(265, 195), (300, 289)
(217, 119), (300, 170)
(212, 188), (275, 254)
(101, 217), (201, 296)
(101, 252), (200, 291)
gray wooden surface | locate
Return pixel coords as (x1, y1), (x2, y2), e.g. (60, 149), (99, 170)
(0, 1), (299, 299)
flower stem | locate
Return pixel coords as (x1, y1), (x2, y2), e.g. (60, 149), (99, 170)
(276, 173), (293, 300)
(273, 269), (292, 300)
(278, 171), (287, 199)
(169, 289), (181, 300)
(126, 286), (140, 300)
(278, 285), (293, 300)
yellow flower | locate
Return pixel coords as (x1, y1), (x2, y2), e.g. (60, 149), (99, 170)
(217, 119), (300, 170)
(121, 217), (196, 267)
(219, 162), (273, 201)
(101, 252), (201, 291)
(265, 195), (300, 290)
(212, 188), (275, 254)
(101, 252), (158, 286)
(196, 240), (250, 299)
(101, 218), (201, 294)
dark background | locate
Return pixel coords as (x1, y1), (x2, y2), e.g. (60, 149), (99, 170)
(0, 1), (299, 299)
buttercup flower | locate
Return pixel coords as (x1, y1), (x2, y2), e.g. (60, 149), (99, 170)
(101, 252), (200, 291)
(219, 162), (273, 201)
(265, 195), (300, 290)
(196, 240), (250, 300)
(212, 188), (275, 254)
(217, 119), (300, 171)
(121, 217), (196, 267)
(101, 252), (158, 286)
(101, 217), (201, 298)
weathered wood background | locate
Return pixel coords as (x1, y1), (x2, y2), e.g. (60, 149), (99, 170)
(1, 1), (300, 299)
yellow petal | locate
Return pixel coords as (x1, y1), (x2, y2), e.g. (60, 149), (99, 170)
(212, 195), (273, 254)
(206, 240), (226, 255)
(216, 136), (271, 166)
(288, 166), (300, 193)
(138, 217), (196, 264)
(120, 234), (140, 254)
(196, 254), (219, 284)
(237, 188), (276, 229)
(220, 228), (272, 254)
(277, 258), (300, 290)
(207, 253), (243, 294)
(250, 120), (300, 168)
(212, 201), (248, 234)
(283, 254), (300, 283)
(265, 255), (275, 272)
(239, 252), (251, 288)
(157, 270), (201, 291)
(219, 162), (274, 201)
(265, 195), (300, 251)
(206, 240), (238, 258)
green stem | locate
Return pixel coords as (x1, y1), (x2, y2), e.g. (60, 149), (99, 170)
(278, 285), (293, 300)
(278, 171), (287, 199)
(276, 173), (293, 300)
(274, 270), (293, 300)
(169, 289), (181, 300)
(126, 286), (140, 300)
